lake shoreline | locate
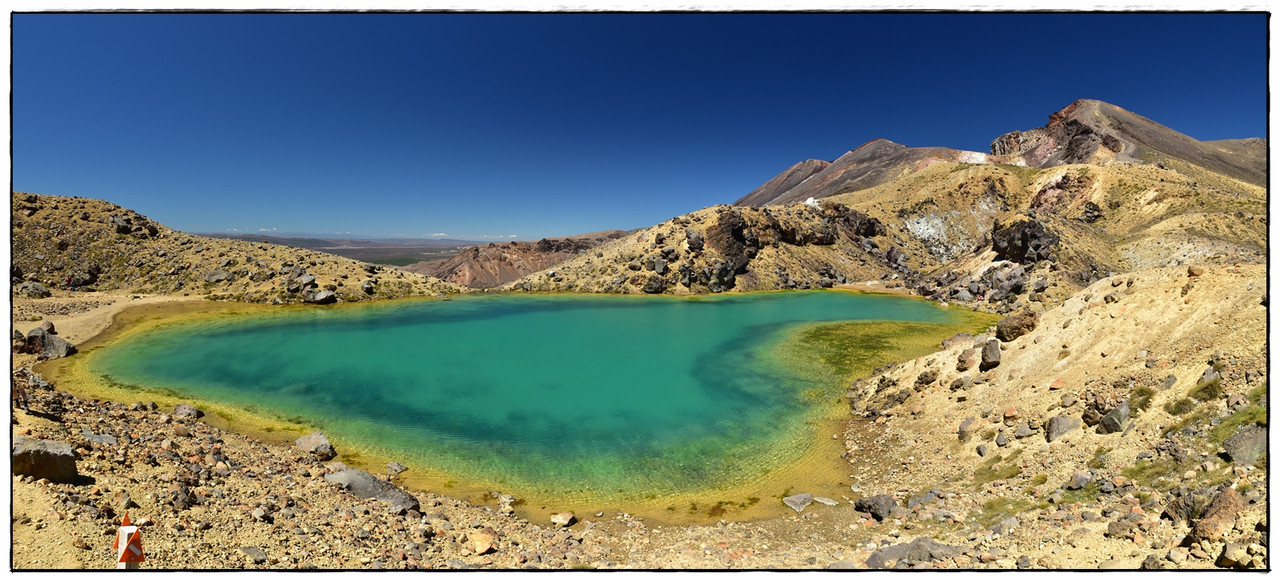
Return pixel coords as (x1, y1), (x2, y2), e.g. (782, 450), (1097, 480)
(34, 289), (991, 528)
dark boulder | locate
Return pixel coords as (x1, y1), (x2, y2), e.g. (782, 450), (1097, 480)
(991, 219), (1058, 264)
(12, 436), (79, 483)
(865, 537), (966, 569)
(204, 269), (232, 283)
(325, 469), (420, 514)
(979, 339), (1002, 371)
(1045, 415), (1080, 442)
(16, 282), (52, 298)
(306, 289), (337, 305)
(1097, 401), (1130, 434)
(995, 310), (1038, 342)
(854, 494), (897, 521)
(109, 215), (133, 234)
(708, 262), (736, 293)
(705, 211), (750, 273)
(24, 327), (76, 360)
(641, 275), (667, 294)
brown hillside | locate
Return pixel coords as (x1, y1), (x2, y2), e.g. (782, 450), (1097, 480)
(10, 192), (464, 304)
(401, 231), (628, 289)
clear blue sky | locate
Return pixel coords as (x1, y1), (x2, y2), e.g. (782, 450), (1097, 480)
(13, 13), (1268, 240)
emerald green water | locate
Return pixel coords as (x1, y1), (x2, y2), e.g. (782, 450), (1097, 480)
(91, 292), (956, 498)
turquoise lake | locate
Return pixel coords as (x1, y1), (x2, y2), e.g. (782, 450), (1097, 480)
(91, 291), (956, 498)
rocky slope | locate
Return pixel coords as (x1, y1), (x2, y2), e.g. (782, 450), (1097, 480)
(11, 192), (463, 304)
(400, 231), (628, 289)
(991, 99), (1266, 187)
(505, 159), (1264, 311)
(734, 139), (1001, 207)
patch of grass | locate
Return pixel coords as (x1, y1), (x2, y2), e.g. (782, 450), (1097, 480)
(1164, 398), (1196, 416)
(1163, 406), (1212, 437)
(973, 449), (1023, 486)
(975, 497), (1036, 527)
(1189, 378), (1223, 402)
(1060, 482), (1102, 505)
(1131, 386), (1155, 412)
(1087, 447), (1111, 470)
(1122, 457), (1184, 488)
(1208, 400), (1267, 446)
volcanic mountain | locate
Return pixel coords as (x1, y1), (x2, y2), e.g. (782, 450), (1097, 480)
(736, 99), (1266, 208)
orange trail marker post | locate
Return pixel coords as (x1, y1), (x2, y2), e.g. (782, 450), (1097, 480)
(114, 513), (144, 569)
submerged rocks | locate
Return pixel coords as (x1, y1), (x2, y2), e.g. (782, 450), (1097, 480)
(549, 512), (576, 528)
(12, 436), (79, 483)
(783, 493), (814, 513)
(295, 432), (337, 461)
(324, 469), (420, 514)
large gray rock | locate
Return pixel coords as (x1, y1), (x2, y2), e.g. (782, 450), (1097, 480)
(854, 494), (897, 521)
(16, 282), (52, 298)
(782, 493), (814, 513)
(12, 436), (79, 483)
(204, 269), (232, 283)
(325, 469), (420, 514)
(173, 403), (204, 419)
(865, 537), (967, 569)
(306, 289), (337, 305)
(295, 432), (337, 461)
(25, 327), (77, 360)
(1045, 415), (1080, 442)
(1222, 425), (1266, 465)
(1098, 401), (1130, 434)
(979, 339), (1002, 371)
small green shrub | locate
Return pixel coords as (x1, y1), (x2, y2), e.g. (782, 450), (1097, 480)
(1164, 398), (1196, 415)
(1131, 386), (1155, 412)
(1190, 378), (1223, 402)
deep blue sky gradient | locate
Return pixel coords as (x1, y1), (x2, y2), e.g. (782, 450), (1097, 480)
(13, 13), (1268, 239)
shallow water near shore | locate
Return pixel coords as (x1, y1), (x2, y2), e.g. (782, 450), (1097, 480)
(83, 291), (985, 519)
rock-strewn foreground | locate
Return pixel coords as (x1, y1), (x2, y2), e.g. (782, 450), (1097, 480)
(11, 264), (1267, 569)
(10, 99), (1267, 569)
